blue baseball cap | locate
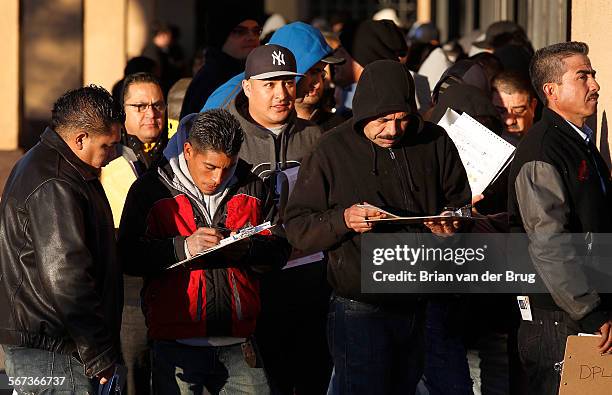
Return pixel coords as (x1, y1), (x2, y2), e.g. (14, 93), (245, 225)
(268, 22), (344, 80)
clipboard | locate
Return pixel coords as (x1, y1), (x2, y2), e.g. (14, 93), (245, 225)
(364, 215), (479, 225)
(559, 335), (612, 394)
(166, 221), (274, 270)
(358, 203), (482, 225)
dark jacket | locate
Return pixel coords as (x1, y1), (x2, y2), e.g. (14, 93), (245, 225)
(0, 128), (122, 377)
(180, 47), (245, 119)
(508, 107), (612, 331)
(118, 159), (290, 340)
(284, 60), (471, 306)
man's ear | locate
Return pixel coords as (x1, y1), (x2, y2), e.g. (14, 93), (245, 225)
(529, 97), (538, 112)
(183, 141), (192, 160)
(542, 82), (557, 103)
(74, 131), (88, 150)
(242, 79), (251, 99)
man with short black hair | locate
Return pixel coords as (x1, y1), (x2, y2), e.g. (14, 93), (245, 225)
(0, 85), (124, 393)
(118, 109), (289, 394)
(508, 41), (612, 394)
(491, 71), (538, 143)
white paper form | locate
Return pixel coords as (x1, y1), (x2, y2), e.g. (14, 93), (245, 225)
(438, 108), (515, 196)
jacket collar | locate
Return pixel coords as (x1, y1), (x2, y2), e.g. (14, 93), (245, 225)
(159, 157), (254, 194)
(542, 107), (592, 147)
(40, 127), (99, 181)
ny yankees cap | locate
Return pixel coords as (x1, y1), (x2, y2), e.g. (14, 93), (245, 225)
(244, 44), (304, 80)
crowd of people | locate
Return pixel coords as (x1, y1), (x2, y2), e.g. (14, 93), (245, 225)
(1, 7), (611, 395)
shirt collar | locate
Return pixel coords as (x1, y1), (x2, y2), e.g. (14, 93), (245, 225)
(565, 119), (594, 143)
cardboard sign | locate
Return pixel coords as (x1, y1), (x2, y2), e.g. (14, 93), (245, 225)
(559, 335), (612, 394)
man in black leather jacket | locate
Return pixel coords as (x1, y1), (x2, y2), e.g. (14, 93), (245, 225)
(0, 85), (124, 393)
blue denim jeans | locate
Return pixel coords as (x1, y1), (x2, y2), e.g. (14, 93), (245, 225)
(151, 340), (270, 395)
(518, 309), (580, 395)
(327, 296), (425, 395)
(2, 345), (98, 394)
(422, 300), (473, 395)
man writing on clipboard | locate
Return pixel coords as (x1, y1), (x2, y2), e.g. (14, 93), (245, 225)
(118, 109), (289, 394)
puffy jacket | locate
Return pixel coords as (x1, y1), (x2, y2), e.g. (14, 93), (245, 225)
(117, 159), (290, 340)
(0, 128), (122, 378)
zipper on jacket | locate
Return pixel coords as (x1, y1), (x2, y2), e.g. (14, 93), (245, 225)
(230, 271), (243, 321)
(388, 148), (411, 211)
(196, 275), (204, 321)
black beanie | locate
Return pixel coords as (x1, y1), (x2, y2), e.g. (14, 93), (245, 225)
(206, 4), (263, 49)
(340, 20), (407, 67)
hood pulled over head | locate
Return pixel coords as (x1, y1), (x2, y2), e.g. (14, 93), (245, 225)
(352, 60), (421, 133)
(341, 20), (407, 67)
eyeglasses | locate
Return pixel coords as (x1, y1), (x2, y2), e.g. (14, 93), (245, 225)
(231, 26), (262, 37)
(125, 102), (166, 113)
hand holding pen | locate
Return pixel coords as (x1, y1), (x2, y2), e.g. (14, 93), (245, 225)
(185, 227), (224, 256)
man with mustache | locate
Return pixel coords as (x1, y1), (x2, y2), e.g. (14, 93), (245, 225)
(284, 60), (470, 394)
(508, 41), (612, 394)
(491, 71), (538, 145)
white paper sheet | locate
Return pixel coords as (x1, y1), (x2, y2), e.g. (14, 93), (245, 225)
(438, 108), (515, 196)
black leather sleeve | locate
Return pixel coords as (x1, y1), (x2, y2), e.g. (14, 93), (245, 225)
(28, 180), (118, 377)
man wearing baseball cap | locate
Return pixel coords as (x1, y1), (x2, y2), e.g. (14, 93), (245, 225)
(230, 43), (322, 192)
(204, 22), (345, 131)
(236, 43), (330, 394)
